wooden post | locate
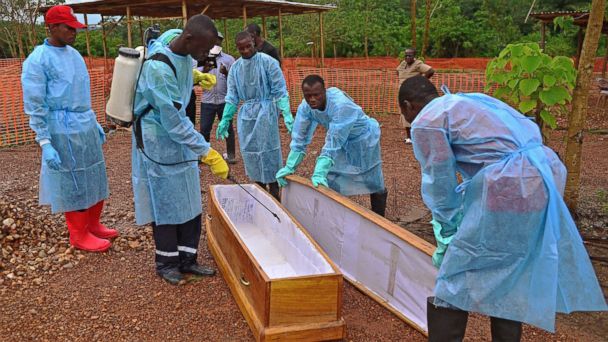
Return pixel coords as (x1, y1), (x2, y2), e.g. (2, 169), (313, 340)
(182, 0), (188, 27)
(84, 14), (92, 66)
(138, 17), (145, 47)
(262, 16), (267, 40)
(603, 33), (608, 77)
(126, 6), (132, 47)
(564, 0), (606, 211)
(243, 6), (247, 29)
(278, 8), (284, 59)
(540, 21), (546, 50)
(224, 18), (229, 54)
(575, 27), (584, 68)
(319, 12), (325, 67)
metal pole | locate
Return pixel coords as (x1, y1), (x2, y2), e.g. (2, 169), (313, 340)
(319, 11), (325, 67)
(278, 8), (284, 59)
(182, 0), (188, 27)
(126, 6), (132, 47)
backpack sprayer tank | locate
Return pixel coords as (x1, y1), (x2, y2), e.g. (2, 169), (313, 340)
(105, 46), (145, 127)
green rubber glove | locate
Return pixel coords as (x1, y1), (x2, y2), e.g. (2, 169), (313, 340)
(431, 219), (456, 268)
(275, 150), (305, 187)
(277, 96), (294, 133)
(311, 156), (334, 188)
(216, 102), (237, 140)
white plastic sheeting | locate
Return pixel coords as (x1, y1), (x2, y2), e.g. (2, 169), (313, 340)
(212, 184), (334, 279)
(281, 180), (437, 333)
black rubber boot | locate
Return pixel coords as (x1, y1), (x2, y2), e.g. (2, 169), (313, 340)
(490, 317), (522, 342)
(268, 182), (280, 201)
(370, 189), (389, 217)
(156, 263), (183, 285)
(179, 255), (216, 277)
(180, 263), (216, 276)
(427, 297), (469, 342)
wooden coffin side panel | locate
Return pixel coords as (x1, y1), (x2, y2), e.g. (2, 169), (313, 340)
(268, 274), (343, 326)
(206, 192), (270, 331)
(281, 176), (438, 335)
(263, 320), (346, 342)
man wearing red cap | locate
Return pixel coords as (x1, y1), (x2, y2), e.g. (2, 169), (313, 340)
(21, 5), (118, 252)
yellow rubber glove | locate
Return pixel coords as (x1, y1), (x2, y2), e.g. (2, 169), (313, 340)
(192, 69), (217, 90)
(200, 148), (229, 179)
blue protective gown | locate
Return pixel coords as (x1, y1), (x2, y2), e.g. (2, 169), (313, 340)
(131, 32), (210, 226)
(21, 39), (108, 213)
(411, 92), (607, 332)
(291, 88), (385, 196)
(225, 52), (288, 183)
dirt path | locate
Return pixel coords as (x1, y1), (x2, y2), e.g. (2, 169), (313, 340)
(1, 114), (606, 341)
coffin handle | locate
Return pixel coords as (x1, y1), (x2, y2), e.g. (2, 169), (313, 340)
(206, 214), (212, 222)
(240, 273), (250, 286)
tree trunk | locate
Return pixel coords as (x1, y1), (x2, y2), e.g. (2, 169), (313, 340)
(564, 0), (606, 211)
(410, 0), (417, 49)
(422, 0), (431, 58)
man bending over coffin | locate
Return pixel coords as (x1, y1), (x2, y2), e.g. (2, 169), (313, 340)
(399, 75), (606, 341)
(276, 75), (388, 216)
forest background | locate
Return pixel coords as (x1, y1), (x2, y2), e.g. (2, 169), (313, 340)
(1, 0), (606, 60)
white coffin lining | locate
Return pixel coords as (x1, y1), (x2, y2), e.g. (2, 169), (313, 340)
(213, 184), (334, 279)
(281, 181), (437, 333)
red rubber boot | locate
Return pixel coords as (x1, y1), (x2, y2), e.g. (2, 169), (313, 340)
(87, 201), (119, 239)
(65, 210), (111, 252)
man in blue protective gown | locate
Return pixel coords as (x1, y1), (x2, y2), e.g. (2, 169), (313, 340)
(276, 75), (388, 216)
(132, 16), (229, 285)
(21, 5), (118, 253)
(399, 76), (606, 341)
(216, 31), (293, 200)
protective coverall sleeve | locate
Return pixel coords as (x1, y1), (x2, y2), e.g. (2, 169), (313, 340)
(289, 104), (318, 153)
(412, 126), (462, 237)
(266, 58), (288, 99)
(22, 57), (51, 143)
(320, 107), (357, 160)
(141, 61), (209, 155)
(224, 64), (240, 106)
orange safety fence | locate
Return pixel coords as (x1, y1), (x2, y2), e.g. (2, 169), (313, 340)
(283, 57), (607, 72)
(0, 59), (109, 147)
(2, 55), (605, 147)
(285, 67), (493, 115)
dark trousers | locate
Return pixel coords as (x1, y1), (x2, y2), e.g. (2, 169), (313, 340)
(152, 214), (201, 270)
(186, 89), (197, 125)
(200, 103), (235, 157)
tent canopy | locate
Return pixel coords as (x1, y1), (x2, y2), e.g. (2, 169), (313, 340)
(47, 0), (336, 19)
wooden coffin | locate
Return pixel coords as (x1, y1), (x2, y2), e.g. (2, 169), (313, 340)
(206, 184), (346, 341)
(281, 176), (437, 335)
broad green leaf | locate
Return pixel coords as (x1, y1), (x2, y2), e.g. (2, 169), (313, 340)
(510, 44), (524, 57)
(508, 79), (519, 89)
(539, 86), (570, 106)
(519, 79), (541, 96)
(540, 109), (557, 129)
(493, 87), (510, 99)
(551, 56), (574, 70)
(522, 56), (542, 73)
(543, 75), (557, 87)
(518, 100), (537, 113)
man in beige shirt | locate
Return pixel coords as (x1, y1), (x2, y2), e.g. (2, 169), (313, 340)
(396, 48), (435, 144)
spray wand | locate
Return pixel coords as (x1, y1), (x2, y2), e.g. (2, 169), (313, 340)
(226, 176), (281, 223)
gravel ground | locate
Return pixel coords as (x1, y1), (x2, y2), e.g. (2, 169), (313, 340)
(0, 110), (606, 341)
